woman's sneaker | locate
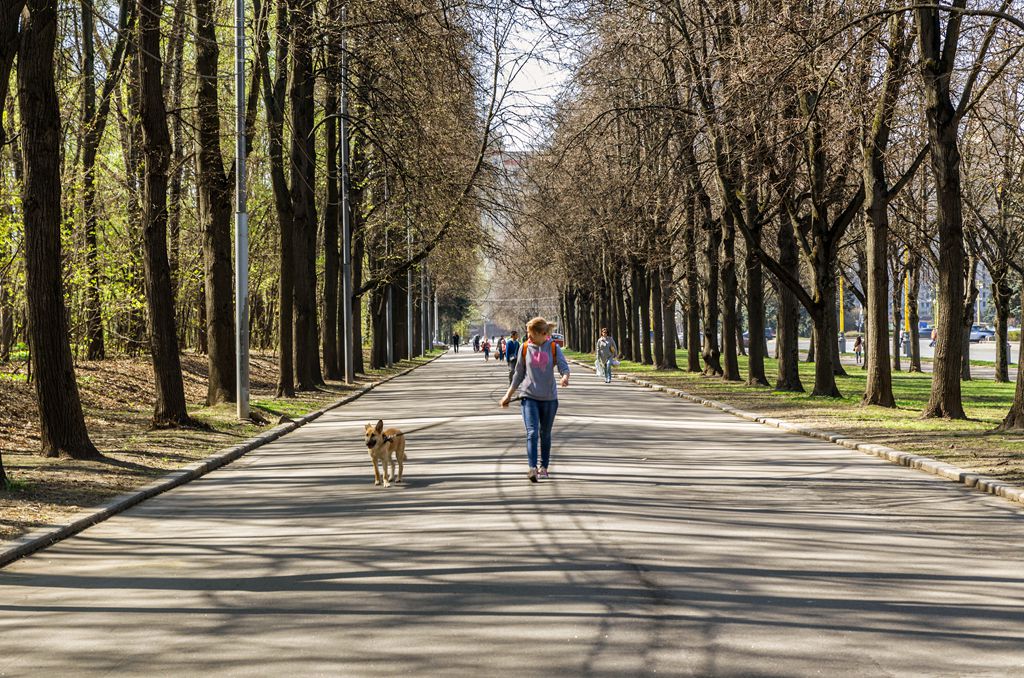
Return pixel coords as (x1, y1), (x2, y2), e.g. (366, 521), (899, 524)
(527, 468), (538, 483)
(538, 467), (549, 479)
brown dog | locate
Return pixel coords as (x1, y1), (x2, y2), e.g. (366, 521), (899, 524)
(363, 419), (406, 487)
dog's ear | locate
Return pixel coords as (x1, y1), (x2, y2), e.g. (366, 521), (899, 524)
(375, 419), (384, 433)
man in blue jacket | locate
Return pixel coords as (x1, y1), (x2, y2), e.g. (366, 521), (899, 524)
(504, 330), (521, 384)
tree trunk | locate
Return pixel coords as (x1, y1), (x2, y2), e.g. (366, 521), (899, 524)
(351, 225), (365, 373)
(903, 259), (918, 372)
(811, 306), (841, 398)
(918, 5), (966, 419)
(861, 10), (910, 400)
(775, 214), (803, 391)
(321, 78), (340, 380)
(138, 0), (190, 427)
(993, 273), (1011, 383)
(288, 0), (319, 390)
(370, 284), (386, 369)
(81, 0), (105, 360)
(720, 213), (740, 380)
(891, 258), (903, 373)
(261, 0), (294, 397)
(628, 283), (640, 363)
(746, 226), (768, 386)
(960, 257), (979, 382)
(1000, 296), (1024, 430)
(394, 278), (408, 360)
(652, 268), (665, 368)
(167, 0), (186, 346)
(637, 265), (653, 365)
(616, 269), (631, 362)
(0, 279), (11, 362)
(702, 217), (723, 376)
(194, 0), (236, 405)
(18, 0), (101, 457)
(660, 263), (678, 370)
(685, 208), (701, 372)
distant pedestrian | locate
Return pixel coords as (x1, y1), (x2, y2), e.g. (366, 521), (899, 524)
(595, 327), (618, 383)
(451, 333), (460, 353)
(501, 317), (570, 482)
(853, 335), (863, 365)
(473, 335), (481, 352)
(498, 335), (506, 361)
(930, 327), (937, 348)
(482, 338), (491, 361)
(505, 330), (521, 384)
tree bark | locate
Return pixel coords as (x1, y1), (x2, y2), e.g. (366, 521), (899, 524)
(745, 222), (768, 386)
(166, 0), (185, 346)
(685, 203), (701, 372)
(651, 267), (665, 368)
(918, 4), (966, 419)
(322, 77), (340, 380)
(18, 0), (100, 458)
(138, 0), (190, 427)
(775, 213), (803, 392)
(288, 0), (319, 390)
(890, 255), (903, 373)
(960, 256), (979, 382)
(862, 11), (912, 401)
(352, 224), (366, 373)
(1000, 321), (1024, 430)
(660, 263), (678, 370)
(702, 216), (723, 376)
(81, 0), (104, 360)
(260, 0), (294, 396)
(908, 256), (922, 372)
(616, 268), (631, 362)
(863, 181), (895, 405)
(637, 265), (653, 365)
(194, 0), (236, 405)
(720, 212), (740, 381)
(993, 272), (1011, 383)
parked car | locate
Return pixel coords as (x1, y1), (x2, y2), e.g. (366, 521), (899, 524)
(551, 332), (565, 347)
(741, 328), (775, 348)
(969, 325), (995, 342)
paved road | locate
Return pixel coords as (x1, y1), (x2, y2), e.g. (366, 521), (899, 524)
(2, 353), (1024, 676)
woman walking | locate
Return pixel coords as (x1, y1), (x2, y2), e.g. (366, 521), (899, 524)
(500, 317), (570, 482)
(482, 338), (491, 361)
(596, 327), (618, 383)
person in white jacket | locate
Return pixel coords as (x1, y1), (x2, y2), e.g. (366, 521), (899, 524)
(595, 327), (618, 383)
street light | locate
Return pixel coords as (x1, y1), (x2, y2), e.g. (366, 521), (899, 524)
(234, 0), (249, 420)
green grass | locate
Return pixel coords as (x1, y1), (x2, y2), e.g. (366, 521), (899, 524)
(567, 347), (1024, 483)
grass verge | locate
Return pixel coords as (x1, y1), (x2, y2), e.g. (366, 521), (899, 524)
(567, 348), (1024, 485)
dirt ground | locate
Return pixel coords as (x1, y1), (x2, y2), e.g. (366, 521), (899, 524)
(0, 351), (428, 544)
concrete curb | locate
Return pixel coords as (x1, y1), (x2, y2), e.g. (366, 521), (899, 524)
(570, 357), (1024, 507)
(0, 352), (447, 570)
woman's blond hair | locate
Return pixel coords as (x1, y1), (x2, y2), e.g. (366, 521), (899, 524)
(526, 316), (555, 336)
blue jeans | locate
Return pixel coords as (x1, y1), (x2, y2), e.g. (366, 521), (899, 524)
(604, 358), (613, 382)
(521, 397), (558, 469)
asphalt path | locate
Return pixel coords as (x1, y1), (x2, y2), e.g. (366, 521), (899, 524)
(1, 352), (1023, 676)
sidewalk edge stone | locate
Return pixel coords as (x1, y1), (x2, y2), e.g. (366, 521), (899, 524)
(568, 357), (1024, 509)
(0, 352), (446, 570)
